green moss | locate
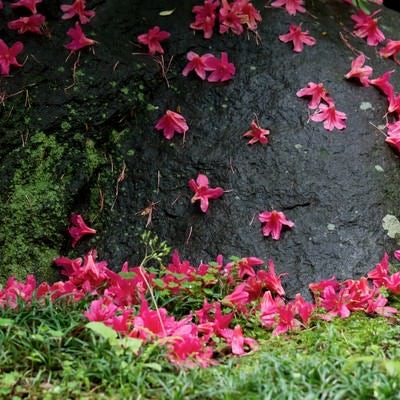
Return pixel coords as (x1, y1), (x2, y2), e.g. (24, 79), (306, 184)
(0, 131), (108, 283)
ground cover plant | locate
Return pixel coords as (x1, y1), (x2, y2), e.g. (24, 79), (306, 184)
(2, 0), (400, 398)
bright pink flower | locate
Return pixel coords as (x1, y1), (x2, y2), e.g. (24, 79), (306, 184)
(182, 51), (214, 80)
(296, 82), (331, 109)
(367, 253), (389, 287)
(61, 0), (96, 24)
(236, 257), (264, 279)
(238, 0), (262, 31)
(243, 120), (270, 145)
(258, 210), (294, 240)
(8, 14), (46, 35)
(294, 293), (315, 325)
(65, 22), (96, 51)
(385, 129), (400, 153)
(53, 256), (83, 277)
(320, 286), (351, 319)
(261, 259), (286, 296)
(190, 0), (219, 39)
(205, 52), (236, 82)
(84, 297), (117, 322)
(220, 324), (258, 355)
(366, 294), (397, 317)
(273, 303), (300, 336)
(270, 0), (305, 15)
(387, 121), (400, 136)
(68, 213), (96, 248)
(383, 272), (400, 295)
(155, 110), (189, 140)
(394, 250), (400, 261)
(309, 276), (339, 297)
(219, 0), (244, 35)
(387, 92), (400, 116)
(369, 70), (395, 97)
(222, 283), (250, 311)
(11, 0), (42, 13)
(168, 336), (214, 368)
(344, 53), (373, 87)
(279, 24), (316, 53)
(0, 40), (24, 76)
(137, 26), (170, 55)
(260, 291), (279, 328)
(0, 275), (37, 308)
(188, 173), (224, 213)
(310, 102), (347, 131)
(379, 40), (400, 64)
(351, 10), (385, 46)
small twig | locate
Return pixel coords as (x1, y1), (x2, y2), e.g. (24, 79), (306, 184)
(249, 213), (256, 226)
(111, 160), (126, 210)
(185, 226), (193, 245)
(157, 170), (161, 193)
(369, 121), (387, 137)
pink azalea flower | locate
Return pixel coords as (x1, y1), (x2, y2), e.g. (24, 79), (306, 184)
(236, 257), (264, 279)
(11, 0), (42, 13)
(137, 26), (170, 55)
(220, 324), (258, 355)
(367, 253), (389, 287)
(351, 9), (385, 46)
(0, 39), (24, 76)
(190, 0), (219, 39)
(219, 0), (244, 35)
(379, 40), (400, 64)
(182, 51), (214, 80)
(243, 120), (270, 145)
(68, 213), (96, 248)
(279, 24), (316, 53)
(188, 173), (224, 213)
(387, 92), (400, 115)
(155, 110), (189, 140)
(366, 294), (397, 317)
(238, 0), (262, 31)
(387, 121), (400, 136)
(260, 291), (279, 328)
(294, 293), (315, 325)
(61, 0), (96, 25)
(205, 52), (236, 82)
(320, 286), (351, 319)
(8, 14), (46, 35)
(168, 336), (214, 368)
(309, 276), (339, 297)
(260, 259), (286, 296)
(385, 129), (400, 153)
(258, 210), (294, 240)
(369, 70), (395, 98)
(344, 53), (373, 87)
(394, 250), (400, 261)
(65, 22), (96, 51)
(222, 283), (250, 311)
(84, 297), (117, 322)
(310, 102), (347, 131)
(383, 272), (400, 295)
(273, 303), (300, 336)
(296, 82), (331, 109)
(270, 0), (305, 15)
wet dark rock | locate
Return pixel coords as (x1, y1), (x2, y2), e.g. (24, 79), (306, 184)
(1, 0), (400, 297)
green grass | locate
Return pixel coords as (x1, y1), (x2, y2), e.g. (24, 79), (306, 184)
(1, 299), (400, 399)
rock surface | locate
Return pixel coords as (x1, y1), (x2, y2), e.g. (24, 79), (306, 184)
(1, 0), (400, 296)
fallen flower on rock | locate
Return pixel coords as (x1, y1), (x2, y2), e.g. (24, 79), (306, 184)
(369, 70), (395, 97)
(155, 110), (189, 140)
(258, 210), (294, 240)
(379, 40), (400, 64)
(205, 52), (236, 82)
(8, 14), (46, 35)
(310, 102), (347, 131)
(190, 0), (219, 39)
(296, 82), (331, 109)
(242, 120), (270, 145)
(344, 53), (373, 86)
(11, 0), (42, 14)
(188, 173), (224, 213)
(68, 213), (96, 248)
(65, 22), (96, 51)
(0, 39), (24, 76)
(61, 0), (96, 25)
(137, 26), (170, 55)
(279, 24), (316, 53)
(351, 9), (385, 46)
(270, 0), (305, 16)
(182, 51), (214, 80)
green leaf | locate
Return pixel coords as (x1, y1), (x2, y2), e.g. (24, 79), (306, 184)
(118, 271), (136, 280)
(86, 322), (118, 342)
(159, 9), (175, 16)
(117, 337), (143, 354)
(382, 360), (400, 376)
(0, 318), (14, 326)
(144, 362), (162, 372)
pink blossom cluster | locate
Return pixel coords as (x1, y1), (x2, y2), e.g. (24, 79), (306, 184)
(343, 53), (400, 153)
(190, 0), (262, 39)
(0, 0), (96, 76)
(297, 82), (347, 131)
(2, 247), (399, 367)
